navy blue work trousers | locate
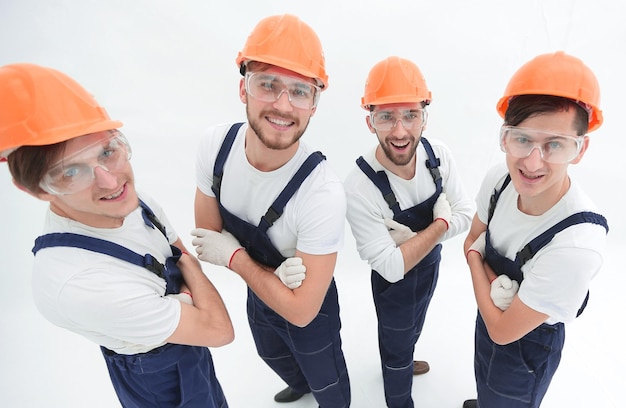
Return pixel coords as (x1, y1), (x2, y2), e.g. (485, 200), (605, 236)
(101, 343), (227, 408)
(246, 280), (351, 408)
(474, 313), (565, 407)
(371, 245), (441, 408)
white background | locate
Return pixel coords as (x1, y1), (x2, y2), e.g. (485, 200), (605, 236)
(1, 1), (624, 407)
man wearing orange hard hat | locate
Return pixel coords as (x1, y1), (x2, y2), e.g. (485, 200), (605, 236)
(344, 56), (474, 407)
(191, 14), (351, 406)
(0, 63), (234, 407)
(462, 51), (608, 408)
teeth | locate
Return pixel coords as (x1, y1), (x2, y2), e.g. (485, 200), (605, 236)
(104, 187), (123, 200)
(521, 171), (541, 179)
(268, 117), (291, 126)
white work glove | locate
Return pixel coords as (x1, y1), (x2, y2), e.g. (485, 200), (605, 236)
(384, 218), (416, 245)
(466, 231), (486, 259)
(274, 257), (307, 289)
(190, 228), (243, 267)
(433, 193), (452, 230)
(490, 275), (520, 311)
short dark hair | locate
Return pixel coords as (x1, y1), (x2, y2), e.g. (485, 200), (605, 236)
(505, 95), (589, 136)
(7, 142), (68, 195)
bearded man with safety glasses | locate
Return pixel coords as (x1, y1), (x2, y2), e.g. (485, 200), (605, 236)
(344, 56), (474, 408)
(190, 14), (351, 407)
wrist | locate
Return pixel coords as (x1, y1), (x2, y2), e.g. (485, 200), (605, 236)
(434, 217), (449, 231)
(465, 249), (482, 262)
(228, 247), (245, 269)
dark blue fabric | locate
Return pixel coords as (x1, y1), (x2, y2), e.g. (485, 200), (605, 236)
(474, 174), (609, 407)
(211, 122), (326, 268)
(101, 344), (227, 408)
(211, 123), (351, 407)
(485, 175), (609, 315)
(32, 200), (183, 294)
(371, 246), (441, 408)
(247, 283), (350, 407)
(474, 313), (564, 408)
(32, 201), (225, 406)
(357, 138), (443, 407)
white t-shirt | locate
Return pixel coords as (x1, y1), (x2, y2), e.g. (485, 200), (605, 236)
(477, 163), (607, 324)
(31, 193), (182, 355)
(344, 138), (475, 282)
(196, 123), (345, 257)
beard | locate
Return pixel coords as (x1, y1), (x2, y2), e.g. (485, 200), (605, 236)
(380, 135), (421, 166)
(247, 105), (310, 150)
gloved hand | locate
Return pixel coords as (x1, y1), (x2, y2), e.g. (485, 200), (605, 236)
(275, 257), (307, 289)
(433, 193), (452, 230)
(466, 231), (486, 259)
(190, 228), (243, 267)
(384, 218), (416, 245)
(490, 275), (520, 311)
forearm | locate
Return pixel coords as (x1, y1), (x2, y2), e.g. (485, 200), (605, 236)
(229, 249), (329, 327)
(399, 219), (447, 273)
(177, 254), (234, 344)
(467, 251), (507, 339)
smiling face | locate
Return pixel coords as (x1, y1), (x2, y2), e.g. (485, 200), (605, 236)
(367, 102), (426, 178)
(38, 131), (139, 228)
(240, 64), (317, 153)
(505, 108), (588, 215)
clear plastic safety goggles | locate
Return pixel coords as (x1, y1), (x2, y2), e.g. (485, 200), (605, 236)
(370, 108), (427, 131)
(499, 126), (584, 164)
(39, 131), (132, 195)
(245, 71), (321, 109)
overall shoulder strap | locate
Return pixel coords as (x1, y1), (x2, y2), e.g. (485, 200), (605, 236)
(515, 211), (609, 267)
(420, 137), (442, 191)
(356, 156), (401, 214)
(32, 233), (167, 279)
(212, 122), (245, 200)
(258, 151), (326, 232)
(139, 199), (167, 237)
(488, 174), (512, 223)
(514, 211), (608, 318)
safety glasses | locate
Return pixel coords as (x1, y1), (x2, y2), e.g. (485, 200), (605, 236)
(500, 126), (584, 164)
(40, 131), (132, 195)
(245, 71), (321, 109)
(370, 108), (427, 131)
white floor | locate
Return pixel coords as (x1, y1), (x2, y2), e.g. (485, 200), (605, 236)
(1, 1), (625, 407)
(1, 203), (624, 407)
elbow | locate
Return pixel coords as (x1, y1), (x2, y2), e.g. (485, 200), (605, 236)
(205, 323), (235, 347)
(213, 327), (235, 347)
(487, 328), (516, 346)
(287, 311), (317, 328)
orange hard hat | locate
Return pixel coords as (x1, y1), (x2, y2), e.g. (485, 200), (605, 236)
(0, 63), (122, 161)
(235, 14), (329, 90)
(496, 51), (603, 132)
(361, 56), (432, 110)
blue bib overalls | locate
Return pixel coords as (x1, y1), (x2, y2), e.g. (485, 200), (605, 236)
(211, 123), (350, 408)
(356, 137), (442, 408)
(475, 175), (608, 408)
(32, 200), (228, 408)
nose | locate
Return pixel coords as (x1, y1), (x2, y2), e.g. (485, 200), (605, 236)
(390, 119), (408, 135)
(523, 146), (545, 171)
(93, 165), (118, 189)
(273, 89), (294, 111)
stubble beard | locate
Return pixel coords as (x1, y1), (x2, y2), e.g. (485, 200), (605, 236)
(247, 105), (310, 150)
(381, 135), (421, 167)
